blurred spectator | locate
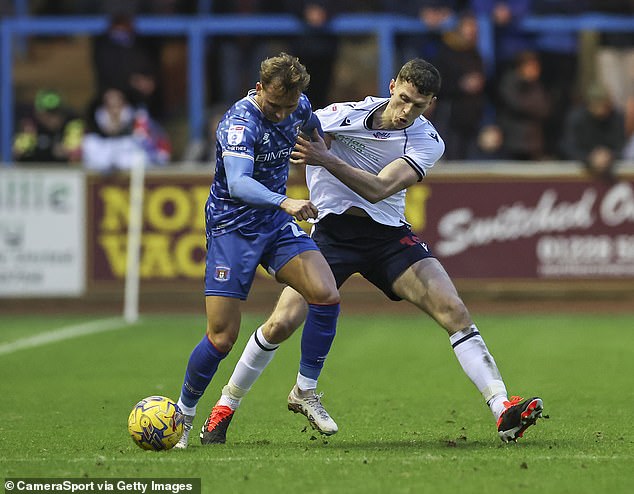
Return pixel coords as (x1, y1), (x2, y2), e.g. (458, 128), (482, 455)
(286, 0), (341, 110)
(532, 0), (588, 158)
(29, 0), (75, 15)
(92, 13), (162, 116)
(82, 88), (171, 171)
(74, 0), (197, 15)
(472, 124), (507, 160)
(13, 90), (84, 164)
(496, 50), (550, 160)
(206, 1), (288, 106)
(314, 0), (382, 102)
(1, 0), (14, 15)
(384, 0), (462, 70)
(588, 0), (634, 146)
(469, 0), (534, 85)
(434, 11), (487, 160)
(560, 82), (625, 182)
(182, 103), (229, 163)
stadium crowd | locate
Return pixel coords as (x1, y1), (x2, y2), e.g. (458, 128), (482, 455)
(8, 0), (634, 176)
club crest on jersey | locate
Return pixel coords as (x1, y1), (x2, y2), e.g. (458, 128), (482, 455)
(228, 125), (245, 145)
(214, 266), (231, 282)
(373, 131), (391, 139)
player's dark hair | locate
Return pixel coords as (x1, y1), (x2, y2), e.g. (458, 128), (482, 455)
(260, 52), (310, 95)
(396, 59), (441, 96)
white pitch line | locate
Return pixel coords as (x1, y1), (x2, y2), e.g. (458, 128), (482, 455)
(0, 317), (132, 356)
(1, 454), (632, 463)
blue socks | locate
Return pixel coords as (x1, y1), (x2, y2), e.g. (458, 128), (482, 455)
(299, 303), (340, 381)
(180, 335), (228, 408)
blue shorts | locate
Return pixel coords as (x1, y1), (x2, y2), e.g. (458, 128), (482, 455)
(204, 220), (319, 300)
(312, 213), (435, 301)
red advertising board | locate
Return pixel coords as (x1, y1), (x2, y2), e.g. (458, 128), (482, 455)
(86, 172), (311, 284)
(87, 173), (209, 284)
(418, 178), (634, 279)
(86, 170), (634, 285)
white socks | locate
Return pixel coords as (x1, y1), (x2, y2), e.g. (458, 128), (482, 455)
(296, 373), (318, 392)
(217, 326), (279, 410)
(450, 324), (508, 420)
(177, 399), (196, 417)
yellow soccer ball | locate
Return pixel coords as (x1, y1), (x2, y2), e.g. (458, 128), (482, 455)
(128, 396), (184, 450)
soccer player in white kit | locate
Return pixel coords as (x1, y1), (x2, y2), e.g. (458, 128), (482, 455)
(201, 59), (544, 444)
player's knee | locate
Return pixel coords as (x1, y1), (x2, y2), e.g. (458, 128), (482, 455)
(307, 286), (340, 306)
(262, 317), (297, 344)
(205, 324), (238, 353)
(436, 295), (471, 331)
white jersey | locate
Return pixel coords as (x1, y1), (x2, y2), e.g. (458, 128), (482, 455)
(307, 96), (445, 226)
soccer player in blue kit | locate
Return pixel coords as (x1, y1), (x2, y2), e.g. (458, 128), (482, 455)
(173, 53), (341, 448)
(200, 58), (544, 445)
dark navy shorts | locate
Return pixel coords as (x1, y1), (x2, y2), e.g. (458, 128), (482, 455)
(204, 220), (319, 300)
(312, 213), (435, 301)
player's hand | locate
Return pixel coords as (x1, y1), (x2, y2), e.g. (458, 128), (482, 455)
(291, 129), (332, 167)
(279, 197), (318, 221)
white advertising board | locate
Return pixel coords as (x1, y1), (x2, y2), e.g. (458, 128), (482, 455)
(0, 168), (85, 297)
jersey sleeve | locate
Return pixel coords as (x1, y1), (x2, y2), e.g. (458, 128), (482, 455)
(403, 124), (446, 180)
(217, 115), (259, 162)
(224, 154), (287, 208)
(315, 101), (355, 133)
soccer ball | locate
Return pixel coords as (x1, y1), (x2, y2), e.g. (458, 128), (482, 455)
(127, 395), (184, 451)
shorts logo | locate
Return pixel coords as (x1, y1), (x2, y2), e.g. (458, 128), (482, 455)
(400, 233), (426, 249)
(399, 235), (416, 247)
(214, 266), (231, 281)
(228, 125), (245, 145)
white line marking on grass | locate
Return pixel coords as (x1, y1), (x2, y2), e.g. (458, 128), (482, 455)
(2, 454), (632, 463)
(0, 317), (132, 356)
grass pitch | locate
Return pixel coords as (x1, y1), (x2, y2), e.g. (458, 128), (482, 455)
(1, 310), (633, 493)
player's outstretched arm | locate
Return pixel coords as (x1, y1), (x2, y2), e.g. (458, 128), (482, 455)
(225, 154), (318, 221)
(291, 130), (421, 203)
(225, 154), (287, 207)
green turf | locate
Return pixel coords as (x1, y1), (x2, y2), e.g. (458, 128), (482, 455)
(1, 312), (633, 493)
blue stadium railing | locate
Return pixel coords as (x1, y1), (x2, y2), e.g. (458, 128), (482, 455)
(1, 13), (633, 164)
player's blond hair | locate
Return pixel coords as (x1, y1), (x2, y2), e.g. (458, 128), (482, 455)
(260, 52), (310, 95)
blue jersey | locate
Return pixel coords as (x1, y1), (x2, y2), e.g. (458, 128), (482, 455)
(207, 90), (313, 236)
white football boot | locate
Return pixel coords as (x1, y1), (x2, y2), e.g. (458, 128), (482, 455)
(288, 385), (338, 436)
(173, 414), (195, 449)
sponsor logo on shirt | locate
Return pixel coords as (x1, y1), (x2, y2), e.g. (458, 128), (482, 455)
(255, 146), (294, 162)
(228, 125), (246, 145)
(336, 134), (365, 153)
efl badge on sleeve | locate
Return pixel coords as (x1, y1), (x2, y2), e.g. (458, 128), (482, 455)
(214, 266), (231, 282)
(228, 125), (245, 145)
